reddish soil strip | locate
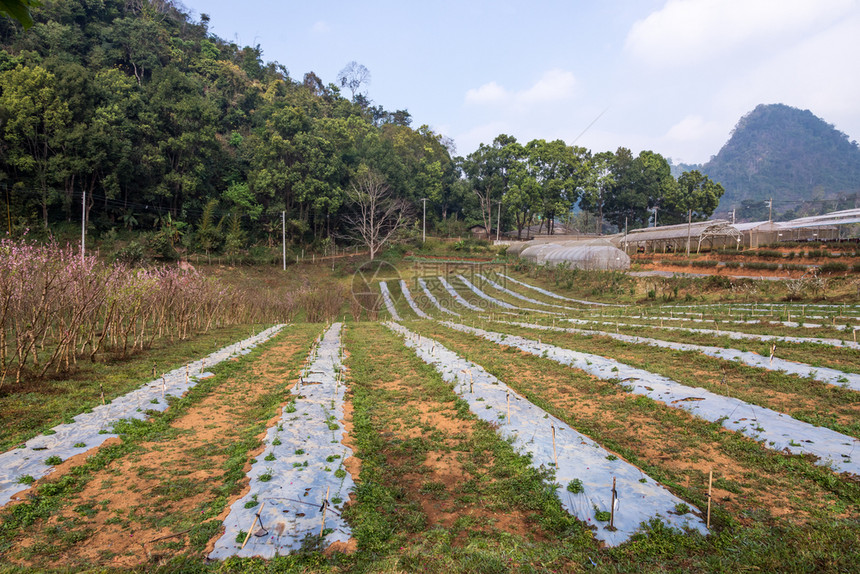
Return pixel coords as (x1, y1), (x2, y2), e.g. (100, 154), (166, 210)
(5, 327), (318, 570)
(347, 323), (550, 542)
(417, 324), (856, 526)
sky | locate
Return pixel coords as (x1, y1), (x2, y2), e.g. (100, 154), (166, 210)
(183, 0), (860, 165)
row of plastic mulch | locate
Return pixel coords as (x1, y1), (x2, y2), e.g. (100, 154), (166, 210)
(499, 320), (860, 392)
(209, 323), (355, 559)
(441, 321), (860, 476)
(385, 321), (708, 547)
(0, 324), (285, 508)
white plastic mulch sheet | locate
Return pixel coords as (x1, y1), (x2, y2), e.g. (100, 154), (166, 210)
(477, 274), (569, 310)
(456, 275), (559, 316)
(418, 278), (459, 316)
(384, 322), (708, 547)
(581, 312), (860, 334)
(441, 321), (860, 476)
(500, 321), (860, 393)
(399, 280), (431, 319)
(437, 276), (482, 311)
(455, 275), (517, 310)
(562, 318), (860, 351)
(0, 325), (286, 509)
(209, 323), (354, 559)
(497, 273), (613, 306)
(379, 281), (402, 320)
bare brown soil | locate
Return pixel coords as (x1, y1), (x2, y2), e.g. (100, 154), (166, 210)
(353, 327), (548, 543)
(422, 326), (853, 526)
(6, 331), (315, 570)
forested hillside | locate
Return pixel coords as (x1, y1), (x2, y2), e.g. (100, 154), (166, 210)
(0, 0), (460, 255)
(702, 104), (860, 219)
(0, 0), (728, 256)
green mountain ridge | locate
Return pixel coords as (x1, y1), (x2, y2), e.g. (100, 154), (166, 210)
(699, 103), (860, 220)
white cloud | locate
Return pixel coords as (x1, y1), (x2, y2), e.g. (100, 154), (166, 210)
(518, 69), (576, 103)
(625, 0), (855, 67)
(465, 81), (508, 104)
(310, 20), (331, 34)
(464, 69), (577, 107)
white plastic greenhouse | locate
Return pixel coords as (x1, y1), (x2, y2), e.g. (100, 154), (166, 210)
(517, 238), (630, 270)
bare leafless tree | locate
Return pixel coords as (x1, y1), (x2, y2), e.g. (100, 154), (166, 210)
(337, 61), (371, 101)
(344, 169), (411, 260)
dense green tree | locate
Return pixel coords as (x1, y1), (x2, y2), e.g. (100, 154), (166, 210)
(660, 169), (724, 225)
(578, 150), (615, 234)
(0, 64), (70, 226)
(604, 148), (675, 230)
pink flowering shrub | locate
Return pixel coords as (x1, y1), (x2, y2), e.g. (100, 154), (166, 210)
(0, 239), (300, 388)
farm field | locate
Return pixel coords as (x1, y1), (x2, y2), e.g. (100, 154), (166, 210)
(0, 253), (858, 573)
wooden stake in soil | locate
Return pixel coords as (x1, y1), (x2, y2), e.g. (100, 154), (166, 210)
(551, 424), (558, 467)
(609, 477), (617, 530)
(161, 374), (166, 399)
(185, 364), (189, 385)
(100, 384), (105, 405)
(770, 343), (776, 366)
(241, 501), (265, 549)
(706, 470), (713, 529)
(319, 486), (330, 539)
(506, 390), (510, 423)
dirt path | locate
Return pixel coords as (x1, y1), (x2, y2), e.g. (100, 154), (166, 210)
(4, 325), (320, 570)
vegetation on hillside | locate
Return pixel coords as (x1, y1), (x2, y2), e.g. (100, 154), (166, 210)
(700, 103), (860, 220)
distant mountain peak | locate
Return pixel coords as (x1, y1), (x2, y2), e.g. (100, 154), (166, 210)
(701, 104), (860, 219)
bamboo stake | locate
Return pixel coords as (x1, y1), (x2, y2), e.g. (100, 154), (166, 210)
(241, 501), (265, 549)
(319, 486), (330, 538)
(609, 477), (617, 530)
(551, 424), (557, 467)
(706, 470), (713, 529)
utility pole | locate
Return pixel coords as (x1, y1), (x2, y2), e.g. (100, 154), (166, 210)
(686, 209), (692, 256)
(767, 198), (773, 222)
(420, 198), (428, 243)
(281, 211), (286, 270)
(652, 206), (659, 228)
(4, 184), (10, 236)
(81, 190), (86, 263)
(496, 200), (502, 241)
(730, 208), (735, 225)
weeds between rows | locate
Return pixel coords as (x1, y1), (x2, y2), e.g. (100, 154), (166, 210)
(548, 321), (860, 375)
(483, 322), (860, 439)
(563, 312), (858, 340)
(344, 322), (595, 571)
(0, 324), (271, 453)
(0, 324), (321, 571)
(402, 320), (860, 571)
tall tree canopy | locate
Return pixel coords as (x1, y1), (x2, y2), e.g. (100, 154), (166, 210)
(0, 0), (459, 253)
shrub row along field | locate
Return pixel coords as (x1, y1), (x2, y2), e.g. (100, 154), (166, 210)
(0, 239), (322, 391)
(0, 256), (857, 572)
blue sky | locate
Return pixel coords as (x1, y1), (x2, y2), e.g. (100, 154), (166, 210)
(185, 0), (860, 164)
